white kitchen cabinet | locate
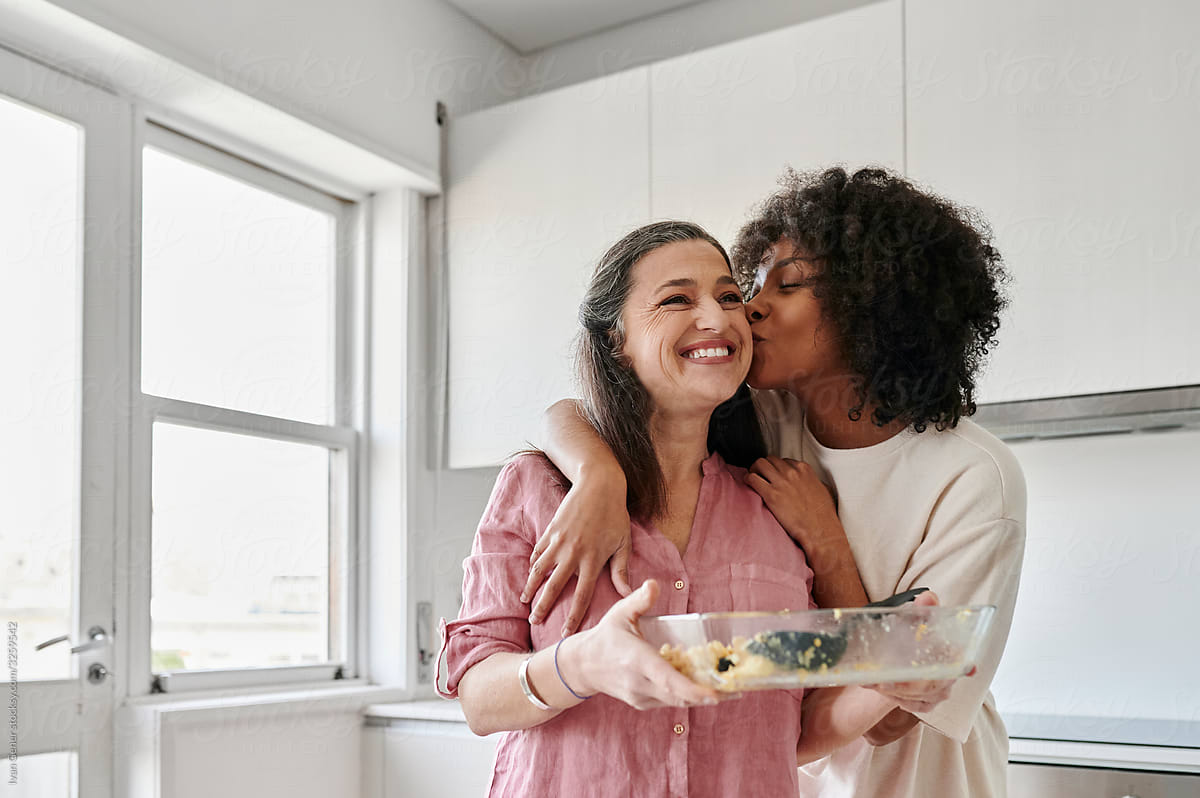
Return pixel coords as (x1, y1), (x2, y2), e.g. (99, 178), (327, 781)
(445, 4), (907, 468)
(906, 0), (1200, 402)
(364, 703), (499, 797)
(445, 68), (651, 468)
(650, 0), (904, 246)
(380, 722), (497, 797)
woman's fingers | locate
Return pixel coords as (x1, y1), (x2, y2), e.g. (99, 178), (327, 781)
(523, 476), (634, 626)
(529, 530), (551, 565)
(520, 532), (559, 604)
(749, 456), (783, 483)
(911, 590), (939, 608)
(639, 659), (721, 707)
(609, 543), (633, 597)
(529, 560), (575, 626)
(622, 579), (659, 618)
(580, 581), (745, 711)
(744, 471), (774, 500)
(868, 673), (957, 714)
(562, 558), (602, 636)
(878, 680), (954, 700)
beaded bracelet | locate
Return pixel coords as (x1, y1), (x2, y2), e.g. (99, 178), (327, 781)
(554, 637), (592, 701)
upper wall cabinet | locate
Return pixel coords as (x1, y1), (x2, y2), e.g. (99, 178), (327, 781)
(907, 0), (1200, 402)
(650, 0), (904, 248)
(444, 4), (907, 468)
(445, 69), (651, 468)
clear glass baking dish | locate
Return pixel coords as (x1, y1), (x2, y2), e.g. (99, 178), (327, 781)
(639, 604), (996, 691)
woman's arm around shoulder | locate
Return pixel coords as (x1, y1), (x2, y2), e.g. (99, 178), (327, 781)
(522, 399), (635, 635)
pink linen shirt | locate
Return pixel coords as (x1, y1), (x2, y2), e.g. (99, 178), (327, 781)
(437, 451), (817, 798)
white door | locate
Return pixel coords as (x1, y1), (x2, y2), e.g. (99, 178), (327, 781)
(1, 47), (129, 798)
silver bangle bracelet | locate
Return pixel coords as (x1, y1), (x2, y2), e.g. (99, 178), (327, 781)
(519, 654), (553, 711)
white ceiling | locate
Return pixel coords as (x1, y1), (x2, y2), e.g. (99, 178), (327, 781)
(444, 0), (709, 53)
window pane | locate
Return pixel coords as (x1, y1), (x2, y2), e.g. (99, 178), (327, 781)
(0, 95), (80, 682)
(2, 750), (77, 797)
(141, 146), (335, 424)
(151, 423), (331, 671)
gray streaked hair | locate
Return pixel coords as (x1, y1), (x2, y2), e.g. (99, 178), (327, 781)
(575, 220), (763, 520)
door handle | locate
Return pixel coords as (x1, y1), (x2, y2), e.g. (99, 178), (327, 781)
(34, 625), (109, 654)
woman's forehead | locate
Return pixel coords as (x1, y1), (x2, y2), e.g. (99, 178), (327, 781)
(752, 247), (817, 292)
(632, 239), (732, 291)
(763, 238), (818, 266)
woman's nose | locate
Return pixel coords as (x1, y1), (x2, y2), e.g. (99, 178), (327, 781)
(745, 294), (766, 322)
(695, 297), (728, 331)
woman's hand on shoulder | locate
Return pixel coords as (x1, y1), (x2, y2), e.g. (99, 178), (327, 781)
(745, 456), (840, 549)
(522, 468), (634, 636)
(563, 580), (724, 710)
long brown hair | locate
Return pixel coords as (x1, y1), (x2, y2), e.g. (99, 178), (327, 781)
(576, 221), (765, 521)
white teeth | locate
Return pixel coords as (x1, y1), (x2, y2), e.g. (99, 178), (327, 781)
(687, 346), (730, 359)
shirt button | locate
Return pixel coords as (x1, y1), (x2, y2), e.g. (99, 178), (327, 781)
(674, 579), (685, 590)
(673, 723), (685, 735)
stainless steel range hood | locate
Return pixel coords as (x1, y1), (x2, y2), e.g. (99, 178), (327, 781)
(974, 385), (1200, 441)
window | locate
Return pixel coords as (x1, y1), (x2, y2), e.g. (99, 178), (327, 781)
(134, 125), (362, 693)
(2, 34), (392, 798)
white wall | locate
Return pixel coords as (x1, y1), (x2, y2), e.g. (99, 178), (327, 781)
(993, 428), (1200, 724)
(419, 465), (502, 693)
(42, 0), (525, 176)
(367, 187), (502, 700)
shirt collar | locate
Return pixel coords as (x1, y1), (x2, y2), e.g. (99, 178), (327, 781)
(701, 449), (727, 476)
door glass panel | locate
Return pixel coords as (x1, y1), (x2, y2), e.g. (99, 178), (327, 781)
(150, 423), (331, 671)
(140, 147), (336, 424)
(0, 95), (81, 682)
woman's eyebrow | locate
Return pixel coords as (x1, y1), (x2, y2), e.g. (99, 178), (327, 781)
(654, 275), (740, 292)
(654, 277), (696, 292)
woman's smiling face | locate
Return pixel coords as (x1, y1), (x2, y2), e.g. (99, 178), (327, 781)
(620, 239), (751, 416)
(743, 239), (847, 394)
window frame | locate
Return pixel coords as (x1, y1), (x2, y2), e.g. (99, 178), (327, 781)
(123, 117), (369, 697)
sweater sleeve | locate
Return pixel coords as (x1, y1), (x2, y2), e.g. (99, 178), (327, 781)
(895, 455), (1027, 743)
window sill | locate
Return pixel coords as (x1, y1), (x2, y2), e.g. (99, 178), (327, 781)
(122, 680), (406, 713)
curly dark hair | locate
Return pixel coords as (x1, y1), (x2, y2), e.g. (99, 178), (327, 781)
(731, 166), (1009, 433)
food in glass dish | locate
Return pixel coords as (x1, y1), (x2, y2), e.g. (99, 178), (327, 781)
(645, 605), (995, 691)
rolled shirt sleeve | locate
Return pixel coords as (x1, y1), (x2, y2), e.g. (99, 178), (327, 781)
(436, 459), (537, 699)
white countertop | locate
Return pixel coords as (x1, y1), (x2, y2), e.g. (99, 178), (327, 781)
(360, 702), (1200, 773)
(364, 699), (467, 723)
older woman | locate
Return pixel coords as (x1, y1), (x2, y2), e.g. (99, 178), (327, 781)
(436, 221), (926, 797)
